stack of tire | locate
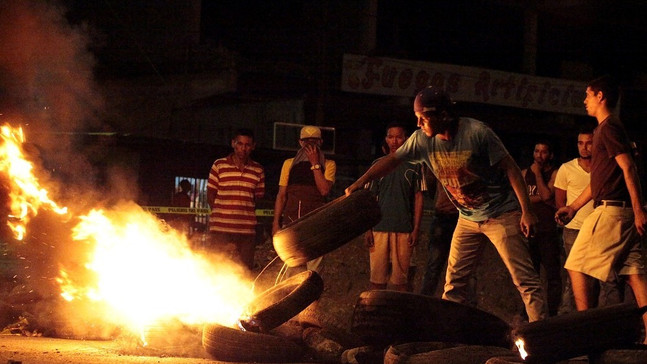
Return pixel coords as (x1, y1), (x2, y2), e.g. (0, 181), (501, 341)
(345, 290), (521, 363)
(203, 190), (382, 363)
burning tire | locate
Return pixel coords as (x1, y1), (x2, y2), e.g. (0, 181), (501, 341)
(511, 303), (647, 364)
(273, 189), (381, 267)
(202, 323), (304, 363)
(239, 270), (324, 333)
(351, 290), (511, 348)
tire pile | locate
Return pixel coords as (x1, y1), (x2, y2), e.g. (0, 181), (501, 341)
(201, 190), (647, 363)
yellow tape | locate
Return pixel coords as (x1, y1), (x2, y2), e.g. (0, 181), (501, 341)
(141, 206), (274, 216)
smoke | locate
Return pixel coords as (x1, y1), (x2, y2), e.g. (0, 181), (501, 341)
(0, 0), (106, 197)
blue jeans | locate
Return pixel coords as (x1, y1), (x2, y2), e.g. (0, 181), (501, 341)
(442, 210), (547, 322)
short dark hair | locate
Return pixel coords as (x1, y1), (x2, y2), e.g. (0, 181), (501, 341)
(577, 123), (595, 136)
(233, 128), (255, 141)
(535, 139), (554, 154)
(385, 121), (408, 135)
(588, 75), (621, 109)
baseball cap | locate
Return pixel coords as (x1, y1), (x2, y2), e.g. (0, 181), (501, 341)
(413, 86), (454, 114)
(300, 125), (322, 139)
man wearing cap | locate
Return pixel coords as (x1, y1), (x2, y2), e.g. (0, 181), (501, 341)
(346, 86), (547, 322)
(273, 125), (336, 273)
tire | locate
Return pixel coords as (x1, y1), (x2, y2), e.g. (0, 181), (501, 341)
(350, 290), (511, 348)
(273, 189), (381, 267)
(239, 270), (324, 333)
(202, 323), (304, 363)
(590, 345), (647, 364)
(386, 345), (518, 364)
(511, 303), (646, 364)
(383, 342), (463, 364)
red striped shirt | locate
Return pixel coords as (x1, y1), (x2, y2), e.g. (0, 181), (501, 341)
(207, 154), (265, 235)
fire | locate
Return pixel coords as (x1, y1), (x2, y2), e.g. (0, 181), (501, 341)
(0, 124), (67, 240)
(59, 204), (255, 336)
(515, 338), (528, 360)
(1, 123), (256, 341)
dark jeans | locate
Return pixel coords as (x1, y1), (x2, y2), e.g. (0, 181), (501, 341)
(420, 213), (458, 296)
(528, 229), (562, 316)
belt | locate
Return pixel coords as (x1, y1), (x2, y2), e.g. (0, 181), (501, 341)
(594, 200), (631, 208)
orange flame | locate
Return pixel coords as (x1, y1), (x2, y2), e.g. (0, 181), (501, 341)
(0, 123), (256, 342)
(0, 124), (67, 240)
(59, 204), (255, 334)
(515, 338), (528, 359)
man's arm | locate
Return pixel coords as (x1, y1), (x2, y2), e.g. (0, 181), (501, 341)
(410, 190), (424, 247)
(534, 166), (557, 204)
(272, 186), (288, 235)
(207, 188), (216, 209)
(616, 152), (647, 235)
(345, 153), (402, 195)
(305, 144), (334, 196)
(554, 187), (567, 209)
(498, 154), (537, 237)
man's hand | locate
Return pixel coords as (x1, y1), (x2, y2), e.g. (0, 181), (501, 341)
(520, 210), (538, 238)
(364, 231), (374, 248)
(530, 162), (541, 176)
(304, 143), (320, 165)
(408, 230), (419, 247)
(555, 206), (575, 226)
(345, 182), (362, 196)
(634, 206), (647, 236)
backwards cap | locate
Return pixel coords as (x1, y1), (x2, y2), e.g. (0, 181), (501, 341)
(413, 86), (454, 113)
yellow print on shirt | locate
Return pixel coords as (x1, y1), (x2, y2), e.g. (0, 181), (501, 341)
(428, 150), (488, 209)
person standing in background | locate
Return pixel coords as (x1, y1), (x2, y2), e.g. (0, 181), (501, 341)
(554, 126), (625, 313)
(521, 140), (561, 316)
(556, 75), (647, 342)
(364, 122), (423, 291)
(272, 125), (336, 274)
(207, 128), (265, 271)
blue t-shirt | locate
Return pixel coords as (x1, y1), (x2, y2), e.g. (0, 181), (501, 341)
(395, 117), (519, 221)
(368, 158), (422, 232)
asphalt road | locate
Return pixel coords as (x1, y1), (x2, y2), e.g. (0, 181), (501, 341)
(0, 335), (216, 364)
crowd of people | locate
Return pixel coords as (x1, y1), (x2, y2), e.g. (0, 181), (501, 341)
(201, 74), (647, 339)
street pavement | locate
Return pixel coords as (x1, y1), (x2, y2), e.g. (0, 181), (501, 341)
(0, 335), (216, 364)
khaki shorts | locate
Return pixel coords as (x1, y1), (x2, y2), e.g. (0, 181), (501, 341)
(565, 205), (646, 282)
(369, 231), (412, 285)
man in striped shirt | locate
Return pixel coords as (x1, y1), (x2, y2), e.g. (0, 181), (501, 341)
(207, 128), (265, 270)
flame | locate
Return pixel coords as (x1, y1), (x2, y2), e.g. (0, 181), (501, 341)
(0, 123), (257, 342)
(0, 124), (67, 240)
(59, 204), (255, 335)
(515, 338), (528, 360)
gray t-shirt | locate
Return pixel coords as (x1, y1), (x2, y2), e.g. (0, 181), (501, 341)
(395, 117), (519, 221)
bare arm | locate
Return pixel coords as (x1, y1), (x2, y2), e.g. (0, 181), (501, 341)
(616, 152), (647, 235)
(345, 153), (403, 195)
(555, 184), (591, 225)
(409, 190), (424, 247)
(532, 164), (556, 203)
(272, 186), (288, 235)
(499, 154), (537, 237)
(554, 187), (567, 209)
(207, 188), (217, 209)
(304, 144), (333, 196)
